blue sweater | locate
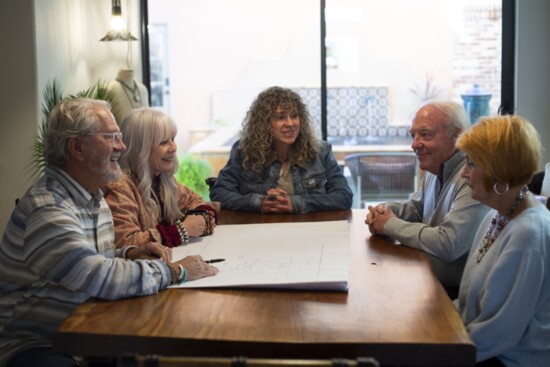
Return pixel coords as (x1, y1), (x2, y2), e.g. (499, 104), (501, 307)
(454, 204), (550, 366)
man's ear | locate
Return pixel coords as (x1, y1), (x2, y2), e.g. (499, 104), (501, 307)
(67, 136), (86, 162)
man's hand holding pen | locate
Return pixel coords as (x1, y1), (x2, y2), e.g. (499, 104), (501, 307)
(125, 245), (220, 282)
(262, 188), (294, 213)
(176, 255), (219, 281)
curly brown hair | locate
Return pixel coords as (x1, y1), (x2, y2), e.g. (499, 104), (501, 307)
(239, 86), (320, 173)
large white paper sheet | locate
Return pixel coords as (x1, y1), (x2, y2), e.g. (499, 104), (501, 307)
(171, 220), (350, 291)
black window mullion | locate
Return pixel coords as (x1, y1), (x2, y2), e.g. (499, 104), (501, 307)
(500, 0), (515, 115)
(140, 0), (151, 106)
(320, 0), (327, 141)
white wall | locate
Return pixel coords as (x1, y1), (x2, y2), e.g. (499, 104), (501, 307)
(33, 0), (142, 98)
(516, 0), (550, 169)
(0, 0), (39, 231)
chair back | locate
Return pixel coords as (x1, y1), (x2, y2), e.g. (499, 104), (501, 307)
(345, 152), (418, 206)
(205, 177), (217, 191)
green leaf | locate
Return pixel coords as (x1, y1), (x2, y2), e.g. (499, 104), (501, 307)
(175, 154), (215, 201)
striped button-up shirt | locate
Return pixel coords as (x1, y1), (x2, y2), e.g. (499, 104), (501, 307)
(0, 166), (171, 365)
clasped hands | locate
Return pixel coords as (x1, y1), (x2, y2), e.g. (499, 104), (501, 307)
(261, 188), (294, 213)
(126, 243), (218, 281)
(365, 204), (395, 235)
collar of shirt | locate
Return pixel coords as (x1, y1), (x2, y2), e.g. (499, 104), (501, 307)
(46, 166), (104, 208)
(439, 150), (465, 186)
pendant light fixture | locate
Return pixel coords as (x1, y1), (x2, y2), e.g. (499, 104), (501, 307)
(100, 0), (138, 42)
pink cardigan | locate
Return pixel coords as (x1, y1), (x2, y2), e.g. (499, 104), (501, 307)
(104, 175), (206, 248)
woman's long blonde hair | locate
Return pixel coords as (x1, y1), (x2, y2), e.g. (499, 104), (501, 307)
(240, 86), (320, 173)
(119, 108), (182, 226)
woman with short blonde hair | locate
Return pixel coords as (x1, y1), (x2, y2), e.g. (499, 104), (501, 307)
(455, 115), (550, 366)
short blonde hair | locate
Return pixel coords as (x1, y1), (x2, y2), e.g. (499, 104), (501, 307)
(456, 115), (541, 191)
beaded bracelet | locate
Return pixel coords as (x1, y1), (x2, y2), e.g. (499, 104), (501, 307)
(167, 263), (179, 285)
(185, 209), (214, 236)
(175, 219), (190, 244)
(167, 263), (187, 285)
(200, 212), (212, 236)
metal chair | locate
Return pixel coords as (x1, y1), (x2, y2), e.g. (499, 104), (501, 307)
(528, 171), (544, 195)
(205, 177), (217, 191)
(344, 152), (418, 207)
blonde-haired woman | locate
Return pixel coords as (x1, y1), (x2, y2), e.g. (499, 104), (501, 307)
(210, 86), (353, 213)
(456, 115), (550, 366)
(104, 108), (216, 249)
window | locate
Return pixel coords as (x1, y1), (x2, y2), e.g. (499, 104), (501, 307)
(142, 0), (511, 174)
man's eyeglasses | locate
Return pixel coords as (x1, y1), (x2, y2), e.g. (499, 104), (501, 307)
(84, 132), (124, 145)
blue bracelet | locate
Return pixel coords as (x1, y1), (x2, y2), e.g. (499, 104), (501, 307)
(177, 264), (187, 283)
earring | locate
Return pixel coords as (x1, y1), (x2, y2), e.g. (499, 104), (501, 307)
(493, 182), (510, 196)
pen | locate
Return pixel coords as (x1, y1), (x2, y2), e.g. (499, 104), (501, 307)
(205, 259), (225, 264)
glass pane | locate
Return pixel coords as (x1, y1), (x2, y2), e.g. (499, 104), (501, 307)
(148, 23), (170, 112)
(148, 0), (320, 175)
(325, 0), (502, 149)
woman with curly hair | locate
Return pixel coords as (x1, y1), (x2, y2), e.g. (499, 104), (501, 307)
(210, 86), (353, 213)
(104, 108), (217, 249)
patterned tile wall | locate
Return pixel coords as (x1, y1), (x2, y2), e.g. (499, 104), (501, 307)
(294, 87), (409, 144)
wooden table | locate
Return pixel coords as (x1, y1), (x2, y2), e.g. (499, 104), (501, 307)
(54, 209), (475, 366)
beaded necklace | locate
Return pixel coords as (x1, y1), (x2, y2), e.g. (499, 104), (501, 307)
(476, 186), (529, 264)
(116, 78), (142, 107)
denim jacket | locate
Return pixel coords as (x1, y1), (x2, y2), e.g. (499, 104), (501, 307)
(210, 140), (353, 213)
